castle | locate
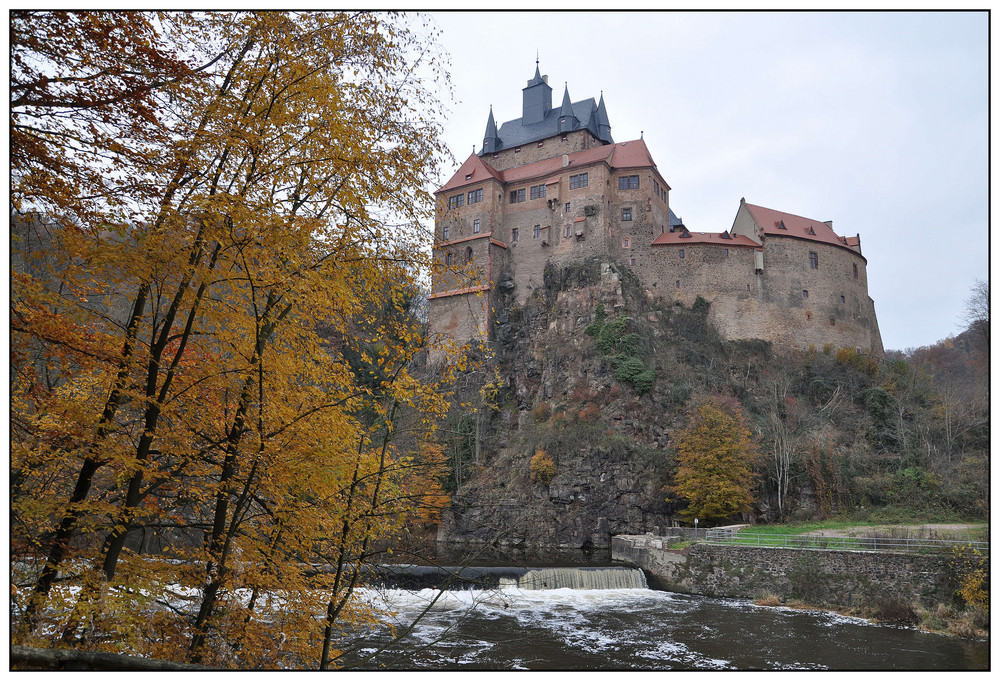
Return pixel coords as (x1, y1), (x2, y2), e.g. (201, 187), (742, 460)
(429, 64), (883, 359)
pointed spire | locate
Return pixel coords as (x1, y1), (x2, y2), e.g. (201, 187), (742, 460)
(482, 105), (501, 154)
(595, 91), (612, 143)
(558, 83), (579, 133)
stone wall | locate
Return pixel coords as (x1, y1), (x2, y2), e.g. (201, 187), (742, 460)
(486, 130), (599, 171)
(612, 534), (952, 607)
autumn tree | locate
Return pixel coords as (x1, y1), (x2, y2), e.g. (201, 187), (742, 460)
(11, 11), (460, 668)
(666, 396), (761, 525)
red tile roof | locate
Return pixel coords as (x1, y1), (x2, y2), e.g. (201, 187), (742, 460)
(436, 139), (663, 193)
(743, 202), (859, 253)
(437, 153), (503, 193)
(651, 230), (758, 248)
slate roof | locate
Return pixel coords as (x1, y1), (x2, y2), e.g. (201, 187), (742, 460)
(486, 97), (610, 153)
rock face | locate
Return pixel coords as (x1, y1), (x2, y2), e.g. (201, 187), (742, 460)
(437, 258), (679, 552)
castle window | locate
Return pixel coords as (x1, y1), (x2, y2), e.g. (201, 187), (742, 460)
(515, 146), (521, 153)
(511, 227), (519, 242)
(509, 188), (525, 204)
(802, 289), (809, 299)
(631, 257), (637, 266)
(538, 141), (544, 148)
(473, 219), (480, 234)
(530, 184), (547, 200)
(679, 249), (685, 259)
(618, 175), (639, 190)
(840, 295), (845, 304)
(570, 173), (589, 189)
(830, 318), (836, 327)
(565, 202), (571, 213)
(465, 173), (472, 181)
(468, 188), (483, 204)
(724, 248), (729, 257)
(809, 251), (819, 269)
(448, 194), (464, 209)
(445, 252), (453, 266)
(465, 246), (474, 263)
(622, 208), (632, 221)
(806, 311), (812, 321)
(747, 284), (751, 292)
(533, 224), (541, 239)
(623, 237), (630, 248)
(853, 263), (859, 279)
(565, 224), (571, 237)
(675, 280), (680, 289)
(443, 225), (450, 240)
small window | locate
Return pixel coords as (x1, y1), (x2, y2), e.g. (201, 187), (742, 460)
(538, 141), (543, 148)
(565, 224), (571, 237)
(809, 251), (819, 269)
(630, 257), (637, 266)
(679, 249), (685, 259)
(465, 173), (472, 180)
(802, 290), (809, 299)
(473, 219), (480, 234)
(565, 202), (571, 213)
(623, 237), (630, 248)
(570, 173), (588, 189)
(618, 175), (639, 190)
(724, 248), (729, 257)
(675, 280), (680, 289)
(465, 246), (474, 263)
(561, 134), (568, 142)
(622, 208), (632, 221)
(533, 224), (540, 239)
(445, 252), (453, 266)
(806, 311), (813, 321)
(443, 225), (450, 240)
(511, 227), (519, 243)
(515, 146), (521, 154)
(853, 263), (859, 279)
(829, 318), (836, 327)
(746, 284), (751, 292)
(840, 295), (845, 304)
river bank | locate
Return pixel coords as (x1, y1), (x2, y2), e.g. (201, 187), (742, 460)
(611, 533), (989, 641)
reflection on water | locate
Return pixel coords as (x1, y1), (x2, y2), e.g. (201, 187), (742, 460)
(337, 585), (989, 671)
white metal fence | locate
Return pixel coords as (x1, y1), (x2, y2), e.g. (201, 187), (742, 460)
(703, 530), (988, 555)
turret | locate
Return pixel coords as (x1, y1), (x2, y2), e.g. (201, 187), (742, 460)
(482, 106), (501, 153)
(557, 84), (579, 133)
(522, 61), (552, 124)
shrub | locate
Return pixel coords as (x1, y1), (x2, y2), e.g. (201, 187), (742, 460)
(531, 402), (551, 424)
(529, 449), (556, 485)
(577, 404), (601, 423)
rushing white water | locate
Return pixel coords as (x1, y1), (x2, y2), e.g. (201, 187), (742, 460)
(340, 581), (989, 671)
(516, 567), (647, 590)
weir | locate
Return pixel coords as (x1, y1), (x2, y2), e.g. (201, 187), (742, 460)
(367, 565), (648, 591)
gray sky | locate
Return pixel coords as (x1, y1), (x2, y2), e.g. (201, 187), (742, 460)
(426, 11), (988, 352)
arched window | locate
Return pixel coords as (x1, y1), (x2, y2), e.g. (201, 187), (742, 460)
(465, 246), (474, 263)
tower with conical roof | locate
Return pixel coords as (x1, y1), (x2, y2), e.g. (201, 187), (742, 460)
(482, 106), (500, 153)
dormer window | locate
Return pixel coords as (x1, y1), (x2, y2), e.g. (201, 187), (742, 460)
(561, 135), (568, 142)
(515, 147), (521, 153)
(538, 141), (543, 148)
(465, 173), (472, 181)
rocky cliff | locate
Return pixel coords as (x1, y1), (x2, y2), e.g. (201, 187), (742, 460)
(436, 258), (742, 553)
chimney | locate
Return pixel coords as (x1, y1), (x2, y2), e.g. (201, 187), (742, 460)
(824, 220), (833, 229)
(562, 154), (570, 168)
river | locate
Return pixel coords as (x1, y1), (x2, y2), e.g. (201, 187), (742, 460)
(336, 568), (988, 671)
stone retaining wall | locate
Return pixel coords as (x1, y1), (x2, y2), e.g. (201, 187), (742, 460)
(612, 534), (953, 607)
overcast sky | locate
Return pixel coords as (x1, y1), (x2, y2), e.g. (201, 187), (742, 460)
(425, 11), (988, 352)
